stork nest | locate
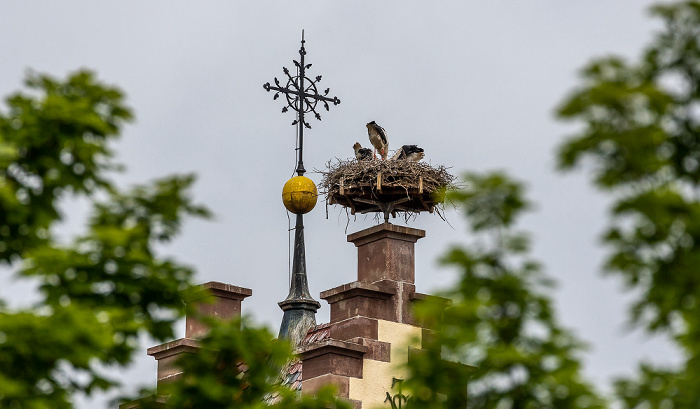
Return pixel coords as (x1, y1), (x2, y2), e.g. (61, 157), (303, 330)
(318, 158), (457, 222)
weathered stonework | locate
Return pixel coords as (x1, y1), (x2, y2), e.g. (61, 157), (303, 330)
(147, 281), (252, 390)
(321, 281), (397, 323)
(146, 338), (201, 385)
(298, 223), (438, 408)
(298, 339), (368, 379)
(330, 316), (379, 341)
(348, 223), (425, 285)
(185, 281), (252, 339)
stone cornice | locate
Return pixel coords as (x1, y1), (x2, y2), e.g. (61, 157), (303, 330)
(147, 338), (200, 360)
(320, 281), (396, 303)
(297, 338), (369, 360)
(347, 223), (425, 247)
(186, 281), (252, 302)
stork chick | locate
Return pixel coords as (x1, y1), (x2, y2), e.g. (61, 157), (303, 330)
(353, 142), (372, 160)
(391, 145), (425, 162)
(366, 121), (388, 160)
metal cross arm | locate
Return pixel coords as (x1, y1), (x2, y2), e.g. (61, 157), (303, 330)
(262, 74), (340, 127)
(263, 67), (340, 105)
(262, 35), (341, 129)
(263, 31), (341, 176)
(263, 75), (340, 114)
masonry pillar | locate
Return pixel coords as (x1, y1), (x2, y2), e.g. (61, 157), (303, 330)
(146, 281), (252, 389)
(185, 281), (252, 339)
(298, 224), (432, 408)
(347, 222), (425, 285)
(320, 223), (427, 331)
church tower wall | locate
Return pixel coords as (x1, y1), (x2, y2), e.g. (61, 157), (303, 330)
(299, 223), (443, 408)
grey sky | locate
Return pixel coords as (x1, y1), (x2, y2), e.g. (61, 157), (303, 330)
(1, 1), (679, 407)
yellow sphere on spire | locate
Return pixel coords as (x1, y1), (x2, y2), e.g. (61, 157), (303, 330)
(282, 176), (318, 214)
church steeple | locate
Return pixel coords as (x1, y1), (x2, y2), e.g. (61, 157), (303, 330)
(263, 31), (341, 346)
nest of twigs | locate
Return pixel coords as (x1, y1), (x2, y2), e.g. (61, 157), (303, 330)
(318, 158), (457, 222)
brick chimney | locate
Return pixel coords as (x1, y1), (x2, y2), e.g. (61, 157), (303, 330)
(350, 222), (425, 285)
(146, 281), (252, 389)
(298, 223), (444, 408)
(322, 223), (426, 330)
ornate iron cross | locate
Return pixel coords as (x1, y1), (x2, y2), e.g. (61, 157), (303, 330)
(263, 31), (341, 176)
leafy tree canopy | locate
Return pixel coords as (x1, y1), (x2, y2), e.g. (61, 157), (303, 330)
(0, 70), (211, 408)
(557, 0), (700, 406)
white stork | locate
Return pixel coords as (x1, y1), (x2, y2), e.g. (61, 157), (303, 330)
(391, 145), (425, 162)
(366, 121), (388, 160)
(353, 142), (372, 160)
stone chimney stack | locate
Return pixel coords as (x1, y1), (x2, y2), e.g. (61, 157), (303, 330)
(298, 223), (438, 408)
(320, 223), (426, 330)
(146, 281), (252, 389)
(185, 282), (252, 339)
(349, 223), (424, 285)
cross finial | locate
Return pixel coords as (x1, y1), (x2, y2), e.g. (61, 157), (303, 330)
(263, 32), (341, 175)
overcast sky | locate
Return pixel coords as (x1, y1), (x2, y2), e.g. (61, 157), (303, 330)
(1, 1), (680, 407)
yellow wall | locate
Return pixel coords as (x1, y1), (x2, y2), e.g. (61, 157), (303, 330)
(348, 320), (422, 408)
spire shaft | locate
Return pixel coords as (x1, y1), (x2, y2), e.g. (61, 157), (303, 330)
(278, 214), (320, 346)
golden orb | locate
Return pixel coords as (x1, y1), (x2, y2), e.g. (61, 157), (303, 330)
(282, 176), (318, 214)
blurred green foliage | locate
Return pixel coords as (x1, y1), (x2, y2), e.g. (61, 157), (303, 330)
(557, 0), (700, 406)
(405, 173), (605, 409)
(0, 70), (211, 408)
(0, 71), (131, 262)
